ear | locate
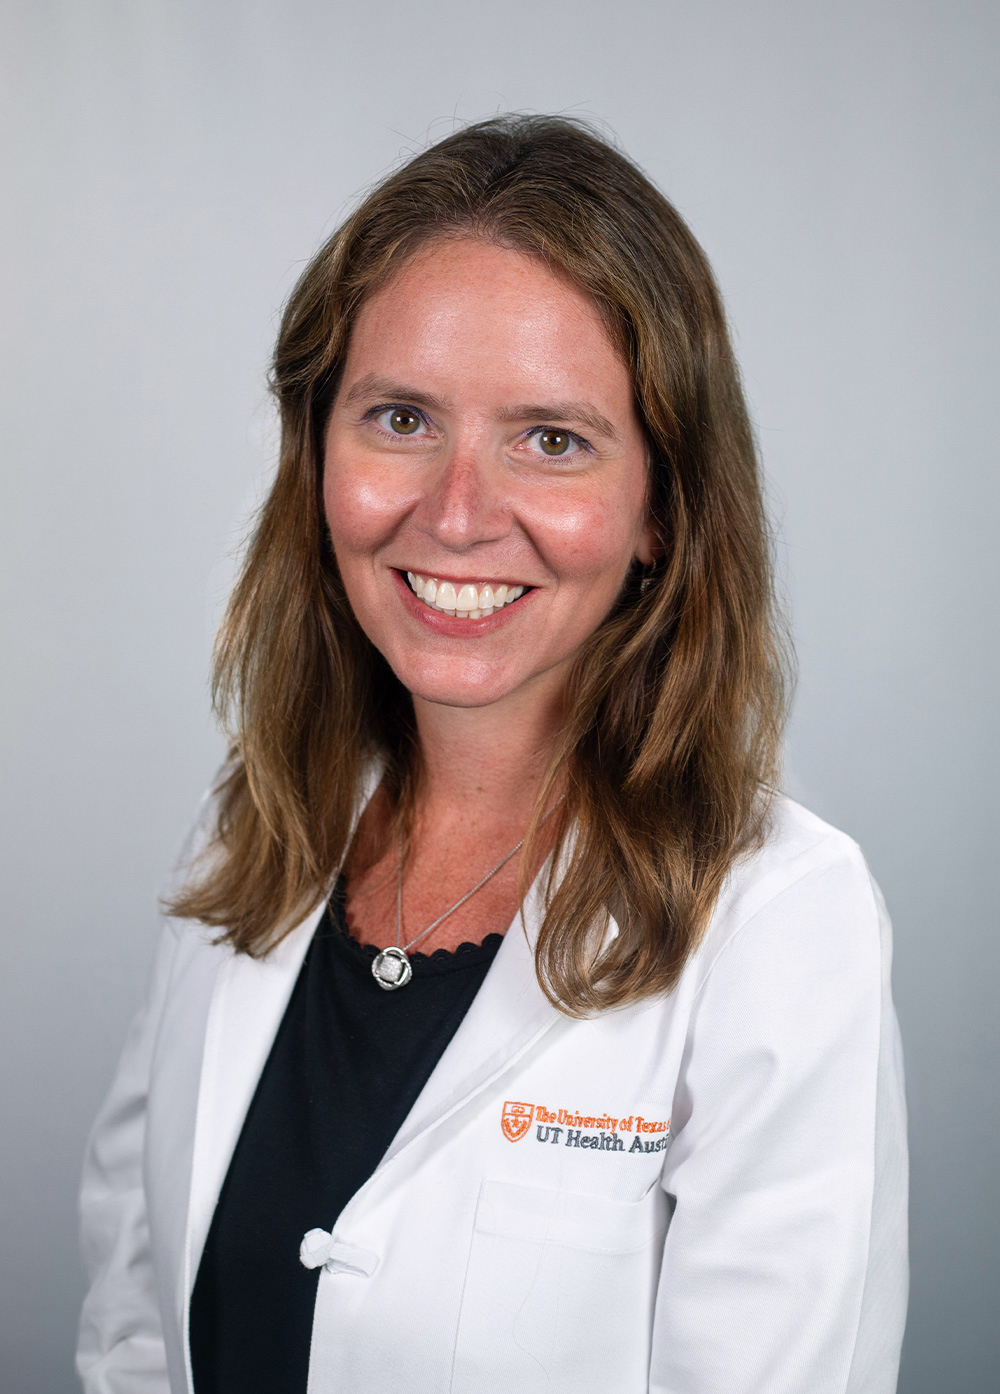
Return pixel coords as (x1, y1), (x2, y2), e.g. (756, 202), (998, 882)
(634, 515), (660, 567)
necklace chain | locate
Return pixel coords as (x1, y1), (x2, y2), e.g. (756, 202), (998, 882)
(396, 834), (524, 955)
(370, 797), (564, 991)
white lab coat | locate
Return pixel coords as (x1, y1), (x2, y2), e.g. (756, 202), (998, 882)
(77, 783), (908, 1394)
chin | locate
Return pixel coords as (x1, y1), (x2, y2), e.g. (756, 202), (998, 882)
(388, 655), (529, 710)
(398, 676), (521, 711)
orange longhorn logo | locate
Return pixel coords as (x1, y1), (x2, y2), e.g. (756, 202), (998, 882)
(501, 1100), (534, 1142)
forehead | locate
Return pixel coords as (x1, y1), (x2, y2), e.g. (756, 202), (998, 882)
(343, 237), (633, 408)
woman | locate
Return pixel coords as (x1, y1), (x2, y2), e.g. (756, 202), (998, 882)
(77, 116), (908, 1394)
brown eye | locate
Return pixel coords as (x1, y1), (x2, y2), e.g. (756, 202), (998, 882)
(538, 429), (571, 456)
(389, 408), (421, 434)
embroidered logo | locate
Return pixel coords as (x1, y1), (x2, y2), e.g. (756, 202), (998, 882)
(501, 1100), (534, 1142)
(500, 1100), (671, 1152)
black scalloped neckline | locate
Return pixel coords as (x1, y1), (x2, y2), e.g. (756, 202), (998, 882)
(323, 878), (505, 975)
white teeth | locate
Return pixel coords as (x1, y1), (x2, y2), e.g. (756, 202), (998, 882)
(405, 571), (527, 618)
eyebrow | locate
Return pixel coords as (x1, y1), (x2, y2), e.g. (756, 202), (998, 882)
(342, 375), (450, 413)
(342, 374), (621, 442)
(496, 402), (620, 442)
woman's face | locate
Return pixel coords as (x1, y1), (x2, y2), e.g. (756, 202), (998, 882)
(323, 237), (655, 712)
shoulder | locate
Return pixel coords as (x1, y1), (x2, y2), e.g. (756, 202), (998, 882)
(723, 793), (877, 926)
(688, 795), (888, 1000)
(739, 793), (869, 894)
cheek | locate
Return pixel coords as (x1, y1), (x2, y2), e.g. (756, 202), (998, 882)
(323, 451), (406, 557)
(532, 482), (645, 589)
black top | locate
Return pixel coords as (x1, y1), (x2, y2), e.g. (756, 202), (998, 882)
(189, 881), (502, 1394)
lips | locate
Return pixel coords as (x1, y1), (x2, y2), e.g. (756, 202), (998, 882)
(404, 571), (528, 619)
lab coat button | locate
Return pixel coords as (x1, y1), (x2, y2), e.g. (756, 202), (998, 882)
(299, 1228), (334, 1269)
(299, 1228), (379, 1277)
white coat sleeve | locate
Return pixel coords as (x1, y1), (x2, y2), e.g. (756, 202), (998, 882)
(650, 845), (908, 1394)
(76, 923), (180, 1394)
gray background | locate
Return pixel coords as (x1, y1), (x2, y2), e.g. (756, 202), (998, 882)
(2, 1), (997, 1389)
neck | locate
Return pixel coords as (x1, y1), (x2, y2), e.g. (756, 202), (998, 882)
(411, 680), (565, 832)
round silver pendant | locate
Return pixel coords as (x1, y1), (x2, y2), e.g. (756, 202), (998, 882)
(371, 946), (412, 991)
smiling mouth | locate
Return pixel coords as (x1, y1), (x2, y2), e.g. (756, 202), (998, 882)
(403, 571), (528, 619)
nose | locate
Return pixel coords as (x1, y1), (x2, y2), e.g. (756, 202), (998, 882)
(416, 442), (511, 552)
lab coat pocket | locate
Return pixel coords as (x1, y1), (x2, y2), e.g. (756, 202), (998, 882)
(451, 1179), (667, 1394)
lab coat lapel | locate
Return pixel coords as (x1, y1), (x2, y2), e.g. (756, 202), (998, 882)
(379, 868), (567, 1168)
(149, 919), (319, 1394)
(180, 762), (384, 1385)
(184, 908), (322, 1288)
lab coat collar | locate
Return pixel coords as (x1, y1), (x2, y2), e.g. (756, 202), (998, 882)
(369, 816), (620, 1172)
(376, 863), (566, 1171)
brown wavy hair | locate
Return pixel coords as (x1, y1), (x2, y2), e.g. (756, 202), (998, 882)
(169, 114), (791, 1014)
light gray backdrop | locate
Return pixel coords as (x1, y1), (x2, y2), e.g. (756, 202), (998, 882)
(2, 1), (997, 1390)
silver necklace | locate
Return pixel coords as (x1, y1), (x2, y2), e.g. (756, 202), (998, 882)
(370, 799), (563, 991)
